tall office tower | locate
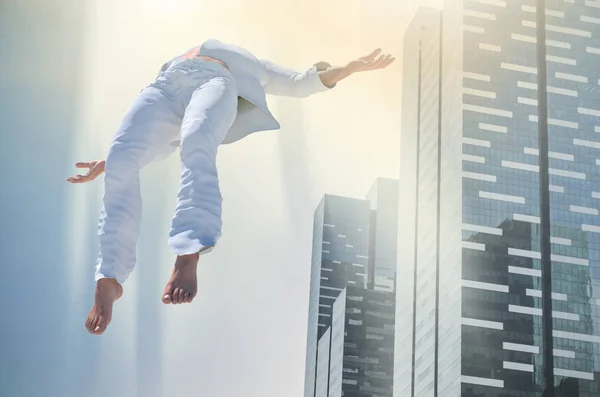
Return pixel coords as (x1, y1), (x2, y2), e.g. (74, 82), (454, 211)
(395, 2), (600, 397)
(303, 179), (398, 397)
(366, 178), (400, 293)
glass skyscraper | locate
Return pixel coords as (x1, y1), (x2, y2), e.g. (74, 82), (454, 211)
(395, 2), (600, 397)
(303, 178), (398, 397)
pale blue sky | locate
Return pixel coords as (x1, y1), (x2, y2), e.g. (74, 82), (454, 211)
(0, 1), (437, 396)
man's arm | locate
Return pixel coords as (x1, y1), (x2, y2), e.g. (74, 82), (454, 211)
(259, 48), (394, 98)
(259, 59), (333, 98)
(318, 49), (395, 86)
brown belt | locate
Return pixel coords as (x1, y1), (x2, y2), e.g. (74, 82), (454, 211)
(181, 48), (229, 70)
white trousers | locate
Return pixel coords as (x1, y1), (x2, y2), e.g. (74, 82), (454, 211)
(96, 59), (238, 284)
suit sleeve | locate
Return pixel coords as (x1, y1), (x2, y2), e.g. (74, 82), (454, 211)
(259, 59), (336, 98)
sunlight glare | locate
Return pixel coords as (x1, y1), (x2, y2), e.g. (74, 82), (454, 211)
(143, 0), (204, 20)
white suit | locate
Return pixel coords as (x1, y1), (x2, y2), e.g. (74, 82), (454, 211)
(96, 39), (334, 283)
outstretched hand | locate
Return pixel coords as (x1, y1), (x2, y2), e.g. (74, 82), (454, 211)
(347, 49), (395, 73)
(67, 160), (105, 184)
(315, 48), (395, 88)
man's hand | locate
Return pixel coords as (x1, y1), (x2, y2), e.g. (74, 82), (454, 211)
(346, 49), (395, 74)
(66, 160), (105, 184)
(317, 48), (395, 88)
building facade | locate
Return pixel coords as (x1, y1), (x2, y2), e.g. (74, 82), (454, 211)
(304, 179), (398, 397)
(395, 2), (600, 397)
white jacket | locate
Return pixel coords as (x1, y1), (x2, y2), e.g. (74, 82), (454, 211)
(161, 38), (335, 145)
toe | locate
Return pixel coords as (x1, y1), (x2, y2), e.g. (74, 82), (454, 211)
(93, 317), (107, 335)
(183, 292), (191, 303)
(87, 317), (97, 334)
(162, 284), (174, 304)
(174, 288), (184, 304)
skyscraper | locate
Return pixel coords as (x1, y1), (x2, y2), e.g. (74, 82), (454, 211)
(366, 178), (400, 293)
(303, 178), (398, 397)
(395, 2), (600, 397)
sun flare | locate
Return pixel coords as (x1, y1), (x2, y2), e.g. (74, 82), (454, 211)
(142, 0), (204, 19)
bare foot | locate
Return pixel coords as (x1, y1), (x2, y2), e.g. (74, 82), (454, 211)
(162, 253), (199, 305)
(85, 278), (123, 335)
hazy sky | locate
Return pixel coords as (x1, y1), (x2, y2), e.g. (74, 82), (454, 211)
(0, 0), (439, 396)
